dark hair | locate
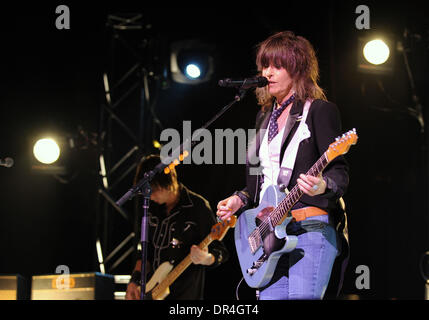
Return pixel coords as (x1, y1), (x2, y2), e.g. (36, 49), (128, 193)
(133, 154), (178, 191)
(255, 31), (326, 111)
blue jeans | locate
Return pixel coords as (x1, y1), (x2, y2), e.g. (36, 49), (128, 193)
(259, 215), (338, 300)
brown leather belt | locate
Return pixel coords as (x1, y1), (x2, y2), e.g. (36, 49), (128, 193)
(291, 206), (328, 222)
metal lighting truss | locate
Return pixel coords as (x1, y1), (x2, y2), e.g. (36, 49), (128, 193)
(95, 13), (162, 277)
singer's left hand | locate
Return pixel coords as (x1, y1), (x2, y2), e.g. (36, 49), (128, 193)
(297, 174), (326, 196)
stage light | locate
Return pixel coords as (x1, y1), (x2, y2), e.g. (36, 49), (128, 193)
(30, 127), (98, 182)
(185, 64), (201, 79)
(357, 34), (395, 75)
(30, 130), (85, 177)
(30, 135), (70, 176)
(33, 138), (61, 164)
(170, 39), (214, 84)
(363, 39), (390, 65)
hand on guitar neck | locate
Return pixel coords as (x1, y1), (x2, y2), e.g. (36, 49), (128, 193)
(216, 195), (243, 221)
(296, 173), (327, 196)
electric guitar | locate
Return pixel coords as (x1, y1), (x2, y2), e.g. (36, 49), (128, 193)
(145, 215), (237, 300)
(234, 129), (358, 288)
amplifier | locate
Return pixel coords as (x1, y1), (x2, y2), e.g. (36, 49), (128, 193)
(0, 275), (29, 300)
(31, 272), (114, 300)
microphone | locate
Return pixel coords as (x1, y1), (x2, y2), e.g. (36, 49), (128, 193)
(0, 157), (14, 168)
(218, 76), (268, 89)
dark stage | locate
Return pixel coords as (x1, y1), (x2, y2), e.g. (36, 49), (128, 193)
(0, 2), (428, 301)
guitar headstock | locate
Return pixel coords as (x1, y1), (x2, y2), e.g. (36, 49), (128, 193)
(326, 129), (358, 161)
(210, 215), (237, 241)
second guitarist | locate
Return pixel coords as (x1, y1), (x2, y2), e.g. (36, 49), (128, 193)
(126, 154), (229, 300)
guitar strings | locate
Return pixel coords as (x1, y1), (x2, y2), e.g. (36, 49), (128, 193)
(254, 154), (328, 241)
(250, 132), (355, 247)
(256, 156), (325, 239)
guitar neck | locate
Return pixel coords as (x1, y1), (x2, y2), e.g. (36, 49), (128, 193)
(151, 234), (213, 298)
(270, 152), (329, 226)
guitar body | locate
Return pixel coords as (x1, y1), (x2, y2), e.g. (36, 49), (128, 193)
(234, 185), (298, 288)
(146, 261), (173, 300)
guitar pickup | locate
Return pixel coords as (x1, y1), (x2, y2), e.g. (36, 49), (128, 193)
(248, 228), (262, 254)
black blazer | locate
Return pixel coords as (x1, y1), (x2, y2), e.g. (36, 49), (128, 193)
(240, 99), (349, 214)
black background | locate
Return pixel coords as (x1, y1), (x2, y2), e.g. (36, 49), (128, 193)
(0, 1), (428, 300)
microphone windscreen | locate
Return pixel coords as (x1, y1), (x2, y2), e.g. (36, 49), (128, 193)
(256, 76), (269, 87)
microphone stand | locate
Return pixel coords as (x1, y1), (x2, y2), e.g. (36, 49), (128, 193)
(115, 86), (249, 300)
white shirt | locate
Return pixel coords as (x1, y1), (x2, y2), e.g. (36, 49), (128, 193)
(258, 120), (285, 204)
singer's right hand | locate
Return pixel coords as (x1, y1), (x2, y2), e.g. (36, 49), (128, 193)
(216, 195), (243, 221)
(125, 282), (141, 300)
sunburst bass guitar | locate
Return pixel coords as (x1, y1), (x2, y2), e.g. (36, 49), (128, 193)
(234, 129), (358, 288)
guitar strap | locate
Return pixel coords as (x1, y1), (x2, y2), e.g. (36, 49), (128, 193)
(333, 197), (350, 297)
(277, 100), (312, 189)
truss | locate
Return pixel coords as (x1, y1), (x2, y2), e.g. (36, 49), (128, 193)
(95, 13), (164, 276)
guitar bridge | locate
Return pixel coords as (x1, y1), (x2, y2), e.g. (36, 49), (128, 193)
(246, 254), (267, 276)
